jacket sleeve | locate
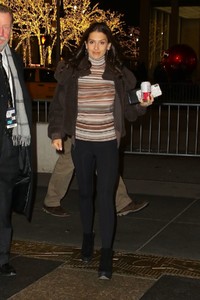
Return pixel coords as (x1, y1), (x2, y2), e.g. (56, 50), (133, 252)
(48, 83), (65, 140)
(122, 66), (147, 122)
(48, 63), (66, 140)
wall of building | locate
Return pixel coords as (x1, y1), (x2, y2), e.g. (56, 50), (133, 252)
(148, 11), (200, 82)
(180, 18), (200, 81)
(36, 123), (58, 173)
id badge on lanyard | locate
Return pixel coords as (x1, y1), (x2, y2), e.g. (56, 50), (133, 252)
(6, 107), (17, 129)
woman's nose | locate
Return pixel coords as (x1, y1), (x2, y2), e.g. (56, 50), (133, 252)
(94, 43), (99, 50)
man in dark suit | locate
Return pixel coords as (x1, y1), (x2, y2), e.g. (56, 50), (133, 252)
(0, 4), (33, 276)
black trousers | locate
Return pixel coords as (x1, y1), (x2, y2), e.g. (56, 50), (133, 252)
(0, 133), (19, 265)
(71, 139), (119, 249)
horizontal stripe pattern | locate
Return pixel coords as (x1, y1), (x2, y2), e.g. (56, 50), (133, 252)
(76, 57), (116, 142)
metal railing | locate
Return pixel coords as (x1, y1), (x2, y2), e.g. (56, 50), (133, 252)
(33, 89), (200, 157)
(33, 99), (51, 123)
(123, 103), (200, 156)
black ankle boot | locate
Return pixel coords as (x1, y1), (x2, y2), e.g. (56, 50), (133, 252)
(98, 248), (113, 280)
(81, 233), (95, 263)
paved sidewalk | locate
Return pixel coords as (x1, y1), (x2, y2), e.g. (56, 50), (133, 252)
(6, 154), (200, 299)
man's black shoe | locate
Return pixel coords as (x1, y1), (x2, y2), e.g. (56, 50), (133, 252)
(0, 263), (16, 276)
(43, 205), (70, 217)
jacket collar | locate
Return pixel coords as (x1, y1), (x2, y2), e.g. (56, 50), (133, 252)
(57, 56), (117, 83)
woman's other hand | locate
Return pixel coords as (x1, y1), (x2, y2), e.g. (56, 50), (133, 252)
(52, 139), (63, 151)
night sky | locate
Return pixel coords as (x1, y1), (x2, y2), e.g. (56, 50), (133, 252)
(90, 0), (140, 27)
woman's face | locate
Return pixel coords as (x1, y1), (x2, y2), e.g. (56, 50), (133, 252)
(85, 31), (111, 60)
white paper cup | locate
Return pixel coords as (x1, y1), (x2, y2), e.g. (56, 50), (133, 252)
(141, 81), (151, 101)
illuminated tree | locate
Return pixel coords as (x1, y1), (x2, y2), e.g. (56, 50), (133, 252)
(122, 27), (140, 64)
(1, 0), (138, 66)
(2, 0), (57, 65)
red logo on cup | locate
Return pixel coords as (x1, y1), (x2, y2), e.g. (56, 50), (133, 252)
(141, 81), (151, 101)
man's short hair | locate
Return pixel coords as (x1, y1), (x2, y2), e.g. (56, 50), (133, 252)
(0, 4), (13, 23)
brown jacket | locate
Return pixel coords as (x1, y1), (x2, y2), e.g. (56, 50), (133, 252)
(48, 57), (146, 145)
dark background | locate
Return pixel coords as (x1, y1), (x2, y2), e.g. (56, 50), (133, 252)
(90, 0), (140, 27)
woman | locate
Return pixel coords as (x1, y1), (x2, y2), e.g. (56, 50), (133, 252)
(48, 21), (153, 279)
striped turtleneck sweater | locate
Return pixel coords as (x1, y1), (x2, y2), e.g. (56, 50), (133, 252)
(76, 56), (116, 142)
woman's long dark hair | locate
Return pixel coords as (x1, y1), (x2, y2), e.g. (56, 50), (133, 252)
(69, 22), (124, 75)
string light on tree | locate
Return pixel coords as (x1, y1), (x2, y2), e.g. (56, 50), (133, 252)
(2, 0), (139, 66)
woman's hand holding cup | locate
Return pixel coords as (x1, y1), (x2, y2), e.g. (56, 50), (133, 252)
(139, 81), (154, 107)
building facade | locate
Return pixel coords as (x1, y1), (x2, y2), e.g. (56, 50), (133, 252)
(139, 0), (200, 81)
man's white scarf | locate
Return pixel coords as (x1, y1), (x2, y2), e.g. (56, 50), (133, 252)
(5, 45), (31, 146)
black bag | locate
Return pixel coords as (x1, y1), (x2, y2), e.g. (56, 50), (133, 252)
(12, 146), (33, 221)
